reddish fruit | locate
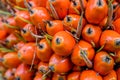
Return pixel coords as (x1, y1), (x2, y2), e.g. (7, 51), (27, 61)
(100, 30), (120, 52)
(68, 0), (87, 14)
(4, 68), (16, 80)
(18, 42), (39, 65)
(34, 72), (50, 80)
(113, 18), (120, 34)
(52, 31), (76, 56)
(103, 70), (117, 80)
(46, 0), (70, 19)
(37, 39), (53, 62)
(46, 20), (64, 36)
(30, 7), (52, 31)
(67, 72), (81, 80)
(94, 51), (114, 75)
(80, 70), (103, 80)
(5, 33), (19, 48)
(15, 11), (31, 28)
(21, 24), (36, 42)
(82, 24), (102, 47)
(15, 63), (34, 80)
(71, 40), (95, 67)
(85, 0), (108, 24)
(37, 62), (49, 74)
(52, 73), (66, 80)
(2, 52), (21, 68)
(63, 14), (86, 31)
(49, 54), (73, 74)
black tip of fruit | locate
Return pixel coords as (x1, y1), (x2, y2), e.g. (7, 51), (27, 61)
(72, 0), (77, 6)
(15, 77), (20, 80)
(104, 56), (111, 63)
(97, 0), (102, 6)
(115, 39), (120, 46)
(47, 21), (52, 27)
(87, 27), (93, 34)
(66, 16), (72, 22)
(21, 29), (27, 33)
(58, 77), (64, 80)
(38, 43), (44, 49)
(56, 37), (61, 44)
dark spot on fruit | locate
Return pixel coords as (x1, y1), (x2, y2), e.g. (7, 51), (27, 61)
(97, 0), (102, 6)
(87, 27), (93, 34)
(103, 56), (111, 63)
(21, 29), (27, 33)
(15, 77), (20, 80)
(113, 4), (117, 9)
(5, 40), (9, 44)
(47, 21), (53, 27)
(5, 20), (9, 24)
(66, 16), (72, 22)
(56, 37), (61, 44)
(50, 0), (55, 2)
(28, 2), (32, 7)
(72, 0), (77, 6)
(115, 39), (120, 46)
(38, 43), (44, 49)
(49, 65), (55, 72)
(59, 77), (64, 80)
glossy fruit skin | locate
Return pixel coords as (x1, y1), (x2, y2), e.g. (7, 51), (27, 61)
(80, 70), (103, 80)
(5, 33), (19, 48)
(36, 39), (53, 62)
(46, 0), (70, 19)
(37, 62), (49, 74)
(16, 0), (29, 8)
(103, 70), (117, 80)
(67, 72), (81, 80)
(49, 54), (73, 74)
(63, 14), (86, 31)
(3, 17), (17, 34)
(52, 31), (76, 56)
(82, 24), (102, 47)
(30, 7), (52, 31)
(100, 30), (120, 52)
(34, 72), (50, 80)
(113, 18), (120, 34)
(94, 51), (114, 75)
(21, 24), (35, 42)
(15, 63), (34, 80)
(52, 73), (66, 80)
(2, 52), (21, 68)
(14, 41), (26, 51)
(15, 11), (31, 28)
(4, 68), (16, 80)
(18, 43), (39, 65)
(71, 40), (95, 66)
(68, 0), (87, 14)
(0, 19), (8, 40)
(85, 0), (108, 24)
(32, 0), (48, 7)
(46, 20), (64, 36)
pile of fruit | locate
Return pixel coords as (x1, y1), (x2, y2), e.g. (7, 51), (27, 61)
(0, 0), (120, 80)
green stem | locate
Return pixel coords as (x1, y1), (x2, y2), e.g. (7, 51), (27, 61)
(14, 6), (28, 11)
(4, 23), (20, 29)
(19, 17), (33, 24)
(0, 10), (12, 16)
